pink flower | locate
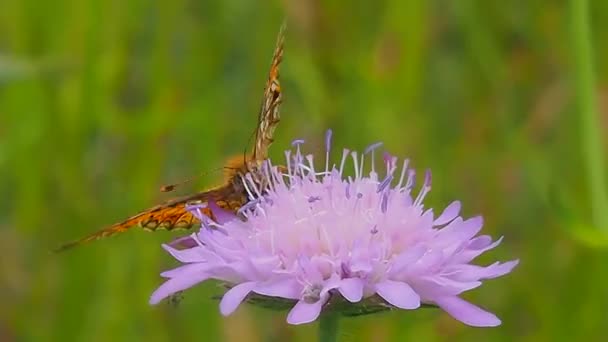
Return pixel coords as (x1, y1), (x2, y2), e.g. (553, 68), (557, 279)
(150, 130), (518, 327)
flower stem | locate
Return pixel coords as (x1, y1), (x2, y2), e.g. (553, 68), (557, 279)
(570, 0), (608, 231)
(319, 312), (339, 342)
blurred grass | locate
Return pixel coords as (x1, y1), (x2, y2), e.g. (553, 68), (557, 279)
(1, 0), (608, 341)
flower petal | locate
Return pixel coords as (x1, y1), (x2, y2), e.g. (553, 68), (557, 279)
(375, 280), (420, 309)
(167, 234), (199, 249)
(416, 276), (481, 296)
(454, 236), (504, 264)
(434, 296), (501, 327)
(444, 260), (519, 281)
(286, 295), (329, 325)
(149, 272), (210, 304)
(458, 216), (484, 240)
(254, 278), (302, 299)
(434, 201), (461, 226)
(320, 274), (342, 297)
(390, 245), (427, 274)
(220, 281), (256, 316)
(162, 243), (221, 264)
(160, 263), (214, 278)
(339, 278), (364, 302)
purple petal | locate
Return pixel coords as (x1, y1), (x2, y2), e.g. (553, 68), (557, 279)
(481, 260), (519, 279)
(224, 260), (259, 280)
(467, 235), (493, 249)
(434, 201), (461, 225)
(390, 245), (427, 274)
(375, 280), (420, 309)
(338, 278), (364, 302)
(350, 262), (372, 273)
(254, 278), (302, 299)
(160, 262), (215, 278)
(434, 296), (501, 327)
(250, 255), (281, 274)
(167, 234), (199, 249)
(219, 281), (256, 316)
(454, 236), (504, 264)
(444, 260), (519, 281)
(297, 256), (324, 284)
(408, 249), (444, 274)
(320, 274), (342, 297)
(149, 272), (210, 304)
(458, 216), (484, 240)
(161, 243), (220, 264)
(437, 217), (483, 247)
(416, 275), (482, 296)
(286, 295), (329, 325)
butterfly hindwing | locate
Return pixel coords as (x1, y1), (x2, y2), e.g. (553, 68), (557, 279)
(54, 187), (237, 252)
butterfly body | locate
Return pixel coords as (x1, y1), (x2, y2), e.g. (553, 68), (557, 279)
(56, 24), (286, 252)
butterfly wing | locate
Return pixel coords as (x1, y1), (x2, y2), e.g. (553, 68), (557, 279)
(252, 23), (286, 161)
(57, 24), (286, 252)
(55, 186), (241, 252)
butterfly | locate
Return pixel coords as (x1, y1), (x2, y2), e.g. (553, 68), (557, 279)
(55, 23), (286, 252)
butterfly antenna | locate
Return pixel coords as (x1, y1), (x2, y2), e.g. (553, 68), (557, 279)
(160, 167), (224, 192)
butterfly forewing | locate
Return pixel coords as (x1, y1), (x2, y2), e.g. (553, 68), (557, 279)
(253, 23), (285, 161)
(56, 23), (286, 252)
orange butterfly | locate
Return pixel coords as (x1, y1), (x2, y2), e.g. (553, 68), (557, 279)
(56, 24), (286, 252)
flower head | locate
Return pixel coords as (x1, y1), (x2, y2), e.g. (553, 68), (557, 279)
(150, 131), (518, 327)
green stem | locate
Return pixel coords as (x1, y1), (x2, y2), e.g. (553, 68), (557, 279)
(570, 0), (608, 231)
(318, 312), (339, 342)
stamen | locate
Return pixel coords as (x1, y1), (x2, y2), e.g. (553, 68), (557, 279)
(364, 142), (383, 176)
(424, 169), (432, 189)
(339, 149), (350, 175)
(272, 165), (285, 187)
(383, 152), (391, 166)
(292, 140), (305, 175)
(241, 175), (255, 200)
(237, 199), (260, 215)
(285, 150), (293, 178)
(397, 159), (410, 189)
(185, 203), (208, 221)
(381, 192), (389, 213)
(306, 154), (316, 179)
(377, 174), (394, 193)
(359, 152), (365, 181)
(262, 161), (275, 193)
(414, 170), (432, 206)
(405, 169), (416, 191)
(325, 129), (332, 175)
(390, 156), (398, 174)
(293, 154), (308, 178)
(351, 151), (360, 179)
(364, 142), (383, 155)
(246, 173), (263, 198)
(291, 138), (305, 146)
(383, 152), (395, 178)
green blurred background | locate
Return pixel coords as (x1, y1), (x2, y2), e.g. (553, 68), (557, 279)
(2, 0), (608, 341)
